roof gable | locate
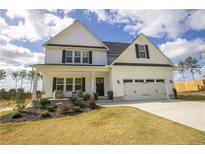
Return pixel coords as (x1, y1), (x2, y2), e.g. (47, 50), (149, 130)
(43, 21), (108, 49)
(111, 34), (174, 66)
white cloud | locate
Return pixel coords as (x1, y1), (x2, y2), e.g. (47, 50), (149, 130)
(186, 10), (205, 31)
(0, 16), (8, 30)
(159, 38), (205, 61)
(86, 10), (205, 39)
(0, 34), (44, 90)
(0, 34), (44, 71)
(2, 10), (74, 42)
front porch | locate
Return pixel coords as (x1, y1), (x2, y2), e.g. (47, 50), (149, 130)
(31, 64), (111, 103)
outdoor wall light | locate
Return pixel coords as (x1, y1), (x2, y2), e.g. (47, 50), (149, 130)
(117, 80), (120, 85)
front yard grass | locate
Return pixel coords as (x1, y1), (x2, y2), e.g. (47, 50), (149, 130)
(0, 106), (205, 144)
(178, 95), (205, 102)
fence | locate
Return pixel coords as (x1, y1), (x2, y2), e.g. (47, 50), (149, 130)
(175, 80), (205, 92)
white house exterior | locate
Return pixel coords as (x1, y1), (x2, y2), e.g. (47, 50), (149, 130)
(31, 21), (175, 102)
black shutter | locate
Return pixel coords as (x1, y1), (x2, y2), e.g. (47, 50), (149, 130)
(89, 51), (92, 64)
(82, 77), (85, 92)
(145, 45), (150, 59)
(52, 77), (57, 92)
(135, 44), (140, 58)
(62, 50), (66, 63)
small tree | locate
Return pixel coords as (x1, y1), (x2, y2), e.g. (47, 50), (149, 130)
(19, 70), (27, 88)
(14, 88), (26, 112)
(185, 57), (201, 80)
(0, 69), (6, 81)
(177, 61), (186, 81)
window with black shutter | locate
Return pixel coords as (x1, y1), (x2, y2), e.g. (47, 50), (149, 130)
(89, 51), (92, 64)
(52, 77), (57, 92)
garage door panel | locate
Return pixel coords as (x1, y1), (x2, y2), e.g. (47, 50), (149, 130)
(124, 81), (166, 101)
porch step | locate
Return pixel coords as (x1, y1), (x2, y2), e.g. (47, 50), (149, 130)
(98, 96), (108, 100)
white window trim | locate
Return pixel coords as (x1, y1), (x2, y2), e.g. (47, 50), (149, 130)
(82, 51), (89, 64)
(65, 51), (73, 63)
(74, 51), (81, 63)
(75, 78), (82, 91)
(65, 50), (90, 64)
(57, 77), (83, 92)
(66, 78), (73, 91)
(56, 78), (64, 91)
(138, 45), (147, 58)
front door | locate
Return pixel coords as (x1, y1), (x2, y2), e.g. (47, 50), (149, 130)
(96, 77), (104, 96)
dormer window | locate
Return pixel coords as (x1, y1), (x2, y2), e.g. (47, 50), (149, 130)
(138, 45), (146, 58)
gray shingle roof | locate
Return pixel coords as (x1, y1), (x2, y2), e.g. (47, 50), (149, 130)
(103, 41), (130, 55)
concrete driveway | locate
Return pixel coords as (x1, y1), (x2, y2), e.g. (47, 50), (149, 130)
(98, 100), (205, 132)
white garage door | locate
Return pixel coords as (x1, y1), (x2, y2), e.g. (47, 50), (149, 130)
(123, 79), (167, 100)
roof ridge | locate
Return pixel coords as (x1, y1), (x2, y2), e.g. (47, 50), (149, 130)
(103, 41), (130, 44)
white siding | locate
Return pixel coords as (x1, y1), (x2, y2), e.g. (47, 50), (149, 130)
(114, 34), (173, 65)
(45, 47), (62, 64)
(45, 47), (107, 65)
(49, 22), (104, 47)
(92, 50), (107, 65)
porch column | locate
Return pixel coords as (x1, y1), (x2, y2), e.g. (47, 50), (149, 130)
(165, 79), (170, 100)
(32, 68), (38, 108)
(91, 71), (94, 94)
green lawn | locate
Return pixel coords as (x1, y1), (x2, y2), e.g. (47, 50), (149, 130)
(178, 95), (205, 102)
(0, 106), (205, 144)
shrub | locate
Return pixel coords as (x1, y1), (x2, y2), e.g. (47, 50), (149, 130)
(12, 112), (23, 119)
(83, 93), (91, 101)
(73, 106), (83, 112)
(74, 100), (86, 108)
(14, 88), (26, 112)
(57, 102), (73, 114)
(173, 88), (178, 98)
(88, 99), (98, 109)
(39, 98), (50, 109)
(40, 111), (51, 118)
(93, 92), (99, 100)
(70, 96), (77, 105)
(47, 106), (55, 112)
(107, 90), (113, 100)
(78, 90), (83, 98)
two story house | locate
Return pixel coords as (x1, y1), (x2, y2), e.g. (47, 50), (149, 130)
(31, 21), (175, 101)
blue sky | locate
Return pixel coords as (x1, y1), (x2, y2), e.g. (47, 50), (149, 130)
(0, 9), (205, 90)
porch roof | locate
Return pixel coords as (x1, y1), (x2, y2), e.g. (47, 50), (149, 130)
(31, 64), (110, 72)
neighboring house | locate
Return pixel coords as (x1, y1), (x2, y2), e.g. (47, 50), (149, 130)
(31, 21), (175, 101)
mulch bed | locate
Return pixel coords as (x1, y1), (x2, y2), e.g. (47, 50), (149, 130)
(0, 106), (101, 123)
